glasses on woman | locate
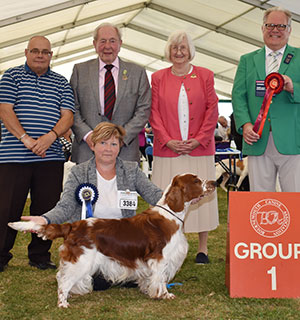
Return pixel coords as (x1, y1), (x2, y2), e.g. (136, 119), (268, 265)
(264, 23), (289, 31)
(171, 45), (188, 53)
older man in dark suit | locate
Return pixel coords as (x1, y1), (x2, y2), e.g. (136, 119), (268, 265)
(70, 23), (151, 164)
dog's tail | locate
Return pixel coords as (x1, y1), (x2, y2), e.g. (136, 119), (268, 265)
(8, 221), (72, 241)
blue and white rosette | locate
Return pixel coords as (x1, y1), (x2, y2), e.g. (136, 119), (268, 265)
(75, 183), (99, 220)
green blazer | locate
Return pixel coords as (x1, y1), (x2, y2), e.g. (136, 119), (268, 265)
(232, 44), (300, 156)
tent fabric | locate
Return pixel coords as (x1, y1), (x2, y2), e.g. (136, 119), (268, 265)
(1, 0), (300, 99)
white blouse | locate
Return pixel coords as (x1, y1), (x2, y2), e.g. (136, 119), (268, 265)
(177, 65), (193, 141)
(94, 170), (122, 219)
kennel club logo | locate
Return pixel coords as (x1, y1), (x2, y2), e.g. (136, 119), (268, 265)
(250, 199), (290, 238)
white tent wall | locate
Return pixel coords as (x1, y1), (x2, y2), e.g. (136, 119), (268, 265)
(1, 0), (300, 104)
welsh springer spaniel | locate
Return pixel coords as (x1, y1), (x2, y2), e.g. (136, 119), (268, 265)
(9, 173), (216, 308)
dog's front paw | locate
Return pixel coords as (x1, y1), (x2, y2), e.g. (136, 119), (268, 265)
(58, 289), (70, 308)
(58, 300), (70, 308)
(162, 292), (176, 299)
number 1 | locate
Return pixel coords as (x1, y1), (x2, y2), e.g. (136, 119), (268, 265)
(267, 266), (277, 291)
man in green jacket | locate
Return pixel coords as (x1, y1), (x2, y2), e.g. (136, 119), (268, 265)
(232, 6), (300, 192)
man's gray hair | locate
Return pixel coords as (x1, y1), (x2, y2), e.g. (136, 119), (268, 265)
(263, 6), (292, 27)
(93, 23), (122, 41)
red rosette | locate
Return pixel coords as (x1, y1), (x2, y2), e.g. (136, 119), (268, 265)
(265, 72), (284, 94)
(253, 73), (284, 136)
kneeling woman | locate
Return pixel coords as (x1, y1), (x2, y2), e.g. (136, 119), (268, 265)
(22, 122), (163, 289)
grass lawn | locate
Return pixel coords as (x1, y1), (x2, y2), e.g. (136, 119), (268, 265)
(0, 188), (299, 319)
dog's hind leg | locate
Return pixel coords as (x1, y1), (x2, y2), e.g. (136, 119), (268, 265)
(56, 248), (96, 308)
(56, 262), (94, 307)
(236, 160), (248, 190)
(220, 173), (229, 192)
(236, 172), (247, 190)
(57, 268), (72, 308)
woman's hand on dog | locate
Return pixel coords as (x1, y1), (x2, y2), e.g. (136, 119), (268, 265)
(21, 216), (48, 233)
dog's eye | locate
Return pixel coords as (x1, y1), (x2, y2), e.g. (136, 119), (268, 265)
(194, 178), (200, 183)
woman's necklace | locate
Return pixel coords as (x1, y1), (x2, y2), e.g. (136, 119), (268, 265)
(171, 64), (192, 77)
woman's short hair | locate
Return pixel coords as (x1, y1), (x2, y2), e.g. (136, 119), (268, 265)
(91, 122), (126, 146)
(93, 22), (122, 41)
(164, 30), (195, 62)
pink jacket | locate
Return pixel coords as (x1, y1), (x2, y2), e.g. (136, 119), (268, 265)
(150, 66), (218, 157)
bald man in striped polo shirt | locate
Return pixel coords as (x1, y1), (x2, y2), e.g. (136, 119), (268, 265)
(0, 36), (75, 272)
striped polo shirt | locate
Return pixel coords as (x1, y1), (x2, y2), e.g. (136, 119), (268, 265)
(0, 63), (75, 163)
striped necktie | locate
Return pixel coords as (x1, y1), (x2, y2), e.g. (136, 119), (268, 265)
(267, 51), (280, 74)
(104, 64), (115, 120)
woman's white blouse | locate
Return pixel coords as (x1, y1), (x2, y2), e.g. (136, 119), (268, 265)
(177, 65), (193, 141)
(94, 170), (122, 219)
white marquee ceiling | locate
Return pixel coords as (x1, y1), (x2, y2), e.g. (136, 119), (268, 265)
(1, 0), (300, 99)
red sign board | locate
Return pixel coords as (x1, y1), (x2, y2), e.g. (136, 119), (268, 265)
(226, 192), (300, 298)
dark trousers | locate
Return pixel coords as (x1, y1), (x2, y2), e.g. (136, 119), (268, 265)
(0, 161), (63, 264)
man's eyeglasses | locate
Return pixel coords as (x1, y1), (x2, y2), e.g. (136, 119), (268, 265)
(29, 49), (52, 57)
(264, 23), (290, 31)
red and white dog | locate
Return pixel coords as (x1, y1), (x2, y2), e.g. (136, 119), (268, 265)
(9, 174), (216, 308)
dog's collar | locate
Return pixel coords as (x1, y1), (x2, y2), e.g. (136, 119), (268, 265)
(155, 205), (184, 225)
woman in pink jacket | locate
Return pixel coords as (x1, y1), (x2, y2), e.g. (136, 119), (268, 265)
(150, 31), (219, 264)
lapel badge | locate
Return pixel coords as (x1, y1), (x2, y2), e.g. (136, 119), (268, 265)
(190, 73), (197, 79)
(284, 53), (294, 64)
(122, 69), (128, 80)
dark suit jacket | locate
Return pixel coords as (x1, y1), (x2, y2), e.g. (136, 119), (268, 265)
(232, 45), (300, 156)
(70, 58), (151, 163)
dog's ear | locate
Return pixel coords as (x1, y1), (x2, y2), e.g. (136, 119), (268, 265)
(165, 176), (184, 212)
